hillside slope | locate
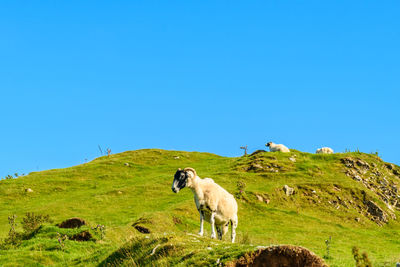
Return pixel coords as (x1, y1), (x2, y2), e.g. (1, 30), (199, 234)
(0, 149), (399, 266)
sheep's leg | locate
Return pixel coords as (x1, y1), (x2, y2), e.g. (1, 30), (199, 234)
(222, 222), (229, 236)
(231, 219), (238, 243)
(210, 212), (216, 239)
(216, 225), (222, 240)
(198, 210), (204, 236)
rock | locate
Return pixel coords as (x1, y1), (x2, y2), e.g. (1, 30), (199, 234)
(355, 217), (361, 222)
(255, 194), (270, 204)
(117, 191), (123, 194)
(283, 185), (295, 196)
(353, 175), (362, 181)
(289, 157), (296, 162)
(124, 163), (130, 166)
(333, 186), (341, 192)
(345, 169), (357, 177)
(25, 188), (33, 193)
(174, 156), (180, 159)
(58, 217), (87, 228)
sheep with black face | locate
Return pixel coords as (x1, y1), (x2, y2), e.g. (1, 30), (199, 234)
(171, 167), (238, 243)
(265, 141), (290, 153)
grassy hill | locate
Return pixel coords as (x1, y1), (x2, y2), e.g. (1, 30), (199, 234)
(0, 149), (399, 266)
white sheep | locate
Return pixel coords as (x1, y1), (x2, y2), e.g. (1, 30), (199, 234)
(265, 142), (290, 153)
(171, 167), (238, 243)
(316, 147), (334, 154)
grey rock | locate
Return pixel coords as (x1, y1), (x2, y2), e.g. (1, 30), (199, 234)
(283, 185), (295, 196)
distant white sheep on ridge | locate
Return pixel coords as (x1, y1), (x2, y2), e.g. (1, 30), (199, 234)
(316, 147), (334, 154)
(265, 142), (290, 153)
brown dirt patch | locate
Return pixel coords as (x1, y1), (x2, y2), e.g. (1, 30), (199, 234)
(250, 150), (267, 156)
(226, 245), (328, 267)
(58, 217), (86, 228)
(172, 216), (182, 225)
(70, 230), (92, 241)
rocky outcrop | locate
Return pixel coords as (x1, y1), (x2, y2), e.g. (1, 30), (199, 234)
(247, 161), (283, 173)
(341, 157), (370, 174)
(365, 200), (388, 225)
(341, 157), (400, 224)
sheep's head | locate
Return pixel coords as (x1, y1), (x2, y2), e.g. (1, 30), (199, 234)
(171, 167), (197, 193)
(266, 142), (273, 147)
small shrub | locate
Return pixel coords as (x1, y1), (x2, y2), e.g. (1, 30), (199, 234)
(235, 181), (246, 199)
(352, 246), (372, 267)
(92, 224), (106, 240)
(0, 215), (22, 249)
(21, 212), (52, 234)
(323, 236), (332, 259)
(57, 232), (68, 250)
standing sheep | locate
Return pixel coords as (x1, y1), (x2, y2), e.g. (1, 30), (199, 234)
(316, 147), (334, 154)
(266, 142), (290, 153)
(171, 167), (238, 243)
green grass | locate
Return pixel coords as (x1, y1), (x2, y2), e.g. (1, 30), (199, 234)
(0, 149), (399, 266)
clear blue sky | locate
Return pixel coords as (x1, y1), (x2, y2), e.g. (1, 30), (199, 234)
(1, 1), (399, 177)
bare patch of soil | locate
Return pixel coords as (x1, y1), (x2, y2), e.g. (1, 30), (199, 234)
(134, 225), (150, 234)
(70, 230), (92, 241)
(172, 216), (182, 225)
(58, 217), (86, 228)
(226, 245), (327, 267)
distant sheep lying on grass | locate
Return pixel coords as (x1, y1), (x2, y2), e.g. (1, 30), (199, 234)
(316, 147), (334, 154)
(266, 142), (290, 153)
(171, 167), (238, 243)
